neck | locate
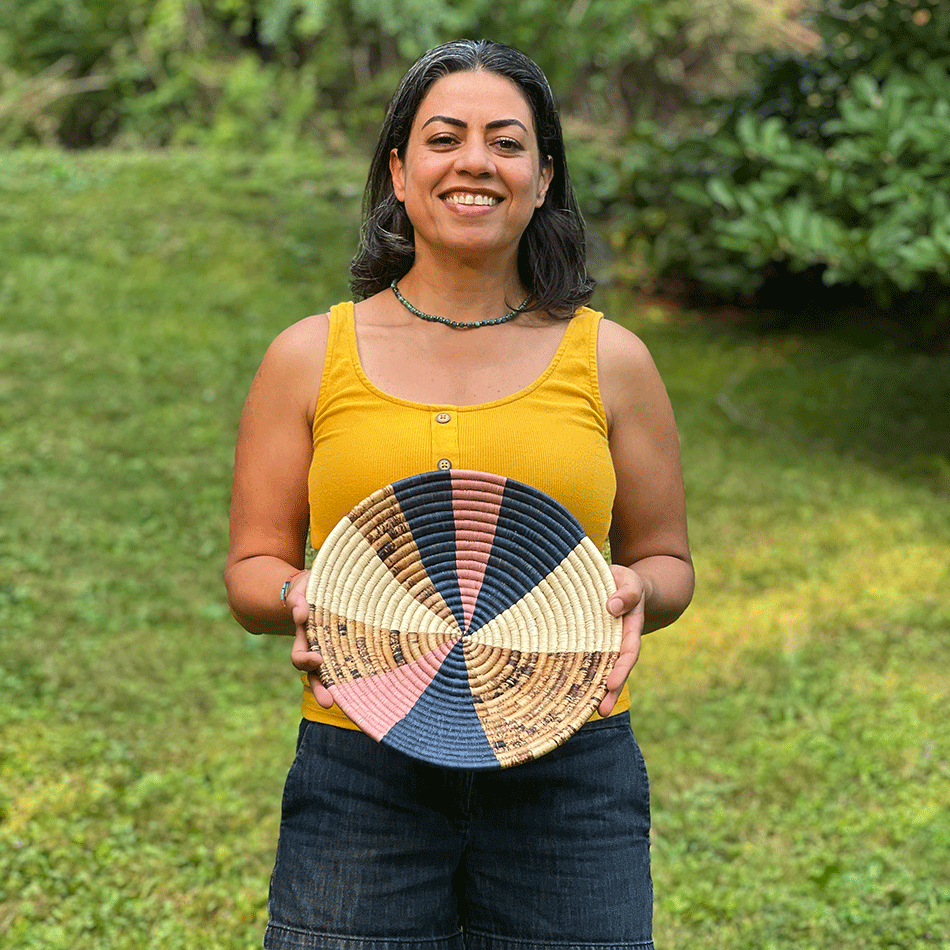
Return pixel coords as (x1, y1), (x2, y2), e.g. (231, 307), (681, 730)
(396, 257), (526, 323)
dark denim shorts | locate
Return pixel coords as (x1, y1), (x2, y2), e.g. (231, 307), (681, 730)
(264, 714), (653, 950)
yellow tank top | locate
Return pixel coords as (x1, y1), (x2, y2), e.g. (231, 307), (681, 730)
(302, 301), (629, 725)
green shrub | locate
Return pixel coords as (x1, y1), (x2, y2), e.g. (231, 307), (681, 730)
(0, 0), (763, 148)
(603, 0), (950, 346)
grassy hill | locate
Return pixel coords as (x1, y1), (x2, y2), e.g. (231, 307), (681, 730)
(1, 149), (947, 949)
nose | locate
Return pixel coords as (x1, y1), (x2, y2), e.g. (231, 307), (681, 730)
(453, 138), (495, 177)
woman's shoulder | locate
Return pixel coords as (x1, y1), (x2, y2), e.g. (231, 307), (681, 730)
(250, 310), (336, 419)
(596, 316), (657, 374)
(595, 316), (670, 425)
(264, 310), (334, 365)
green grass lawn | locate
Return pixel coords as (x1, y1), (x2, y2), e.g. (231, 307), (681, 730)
(1, 149), (948, 949)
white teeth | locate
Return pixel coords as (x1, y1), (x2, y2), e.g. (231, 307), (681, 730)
(445, 192), (500, 206)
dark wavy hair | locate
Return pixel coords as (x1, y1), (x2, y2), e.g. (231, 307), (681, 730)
(349, 39), (594, 318)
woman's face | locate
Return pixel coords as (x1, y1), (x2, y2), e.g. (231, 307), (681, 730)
(390, 69), (553, 269)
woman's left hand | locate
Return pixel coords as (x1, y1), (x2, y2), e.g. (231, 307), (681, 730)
(599, 564), (648, 717)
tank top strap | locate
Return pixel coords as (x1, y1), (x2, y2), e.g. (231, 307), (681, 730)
(542, 306), (604, 405)
(316, 301), (358, 403)
(326, 300), (356, 363)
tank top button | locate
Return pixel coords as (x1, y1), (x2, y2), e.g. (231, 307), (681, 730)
(435, 412), (451, 424)
(437, 458), (452, 471)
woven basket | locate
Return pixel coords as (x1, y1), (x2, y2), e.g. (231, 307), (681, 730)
(306, 469), (621, 769)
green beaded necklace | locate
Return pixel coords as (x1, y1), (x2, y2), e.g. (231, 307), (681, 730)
(390, 279), (529, 329)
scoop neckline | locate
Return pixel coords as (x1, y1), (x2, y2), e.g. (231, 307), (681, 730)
(341, 301), (590, 411)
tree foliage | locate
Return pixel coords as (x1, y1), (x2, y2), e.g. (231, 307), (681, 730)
(602, 0), (950, 347)
(0, 0), (764, 148)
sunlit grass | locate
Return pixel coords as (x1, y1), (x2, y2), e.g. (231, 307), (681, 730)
(1, 150), (948, 949)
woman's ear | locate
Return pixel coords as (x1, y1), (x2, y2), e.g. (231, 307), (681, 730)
(390, 148), (406, 203)
(536, 155), (554, 208)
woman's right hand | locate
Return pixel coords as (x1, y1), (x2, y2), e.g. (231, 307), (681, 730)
(287, 574), (335, 709)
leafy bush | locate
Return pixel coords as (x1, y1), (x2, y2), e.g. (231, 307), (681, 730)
(603, 0), (950, 346)
(0, 0), (764, 148)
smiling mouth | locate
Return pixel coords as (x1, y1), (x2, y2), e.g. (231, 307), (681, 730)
(442, 192), (502, 206)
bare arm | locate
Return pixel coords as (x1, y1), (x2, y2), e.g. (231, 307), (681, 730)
(597, 318), (694, 714)
(223, 314), (328, 636)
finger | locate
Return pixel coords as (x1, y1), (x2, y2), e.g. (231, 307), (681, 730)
(290, 626), (323, 672)
(607, 584), (644, 617)
(607, 593), (625, 617)
(287, 580), (310, 625)
(598, 686), (621, 717)
(291, 647), (324, 672)
(606, 646), (639, 692)
(290, 596), (310, 629)
(605, 607), (642, 692)
(600, 643), (639, 716)
(308, 672), (335, 709)
(607, 568), (644, 616)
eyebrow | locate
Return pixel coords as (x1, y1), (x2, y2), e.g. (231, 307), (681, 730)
(421, 115), (529, 133)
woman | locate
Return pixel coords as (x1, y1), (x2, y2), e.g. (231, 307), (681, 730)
(225, 39), (693, 950)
